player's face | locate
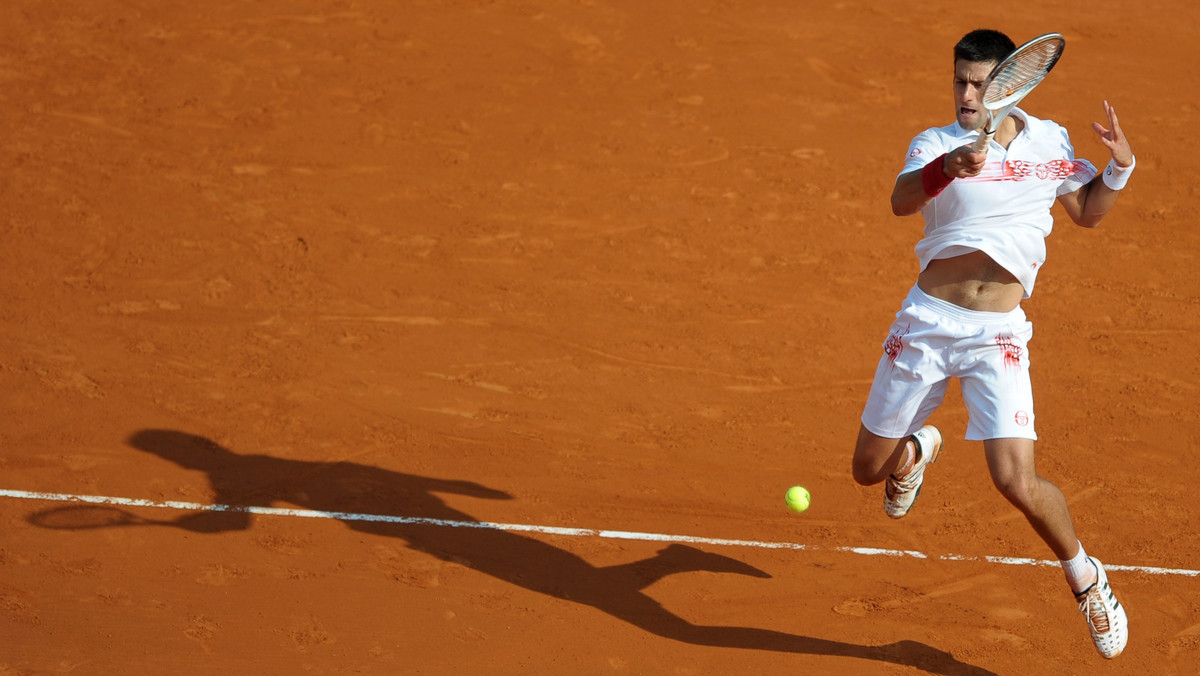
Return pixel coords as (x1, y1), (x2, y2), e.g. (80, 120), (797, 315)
(953, 59), (994, 131)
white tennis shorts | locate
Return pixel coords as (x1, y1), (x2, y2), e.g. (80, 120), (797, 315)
(861, 284), (1037, 441)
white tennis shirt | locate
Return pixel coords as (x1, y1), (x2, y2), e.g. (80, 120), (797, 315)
(900, 108), (1097, 298)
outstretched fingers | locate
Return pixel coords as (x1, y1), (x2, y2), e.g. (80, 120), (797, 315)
(1092, 100), (1133, 165)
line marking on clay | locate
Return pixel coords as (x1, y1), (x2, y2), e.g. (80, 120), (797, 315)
(2, 488), (1195, 577)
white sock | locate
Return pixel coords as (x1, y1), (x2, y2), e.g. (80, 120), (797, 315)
(1061, 542), (1098, 595)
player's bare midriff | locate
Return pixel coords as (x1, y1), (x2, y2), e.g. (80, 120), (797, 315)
(917, 249), (1024, 312)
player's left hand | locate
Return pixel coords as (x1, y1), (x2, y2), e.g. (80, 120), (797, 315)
(1092, 100), (1133, 167)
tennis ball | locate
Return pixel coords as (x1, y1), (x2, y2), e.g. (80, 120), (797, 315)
(785, 485), (811, 513)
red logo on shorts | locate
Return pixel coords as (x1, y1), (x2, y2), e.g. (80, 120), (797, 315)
(996, 335), (1022, 369)
(1014, 411), (1030, 426)
(884, 325), (909, 367)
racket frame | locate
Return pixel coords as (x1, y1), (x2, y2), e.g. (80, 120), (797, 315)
(971, 33), (1066, 152)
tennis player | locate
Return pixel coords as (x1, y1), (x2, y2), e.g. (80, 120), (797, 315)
(851, 29), (1134, 658)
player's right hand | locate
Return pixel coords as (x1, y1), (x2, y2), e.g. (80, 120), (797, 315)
(945, 144), (988, 178)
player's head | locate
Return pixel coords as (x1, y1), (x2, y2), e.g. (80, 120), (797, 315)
(128, 429), (234, 469)
(954, 29), (1016, 68)
(952, 30), (1016, 131)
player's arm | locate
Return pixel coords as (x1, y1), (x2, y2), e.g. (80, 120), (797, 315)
(891, 145), (989, 216)
(1057, 101), (1135, 228)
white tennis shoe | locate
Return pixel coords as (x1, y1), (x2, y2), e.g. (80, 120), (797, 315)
(883, 425), (943, 519)
(1076, 557), (1128, 659)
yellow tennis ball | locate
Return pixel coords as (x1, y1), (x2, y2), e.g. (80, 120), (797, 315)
(785, 486), (811, 513)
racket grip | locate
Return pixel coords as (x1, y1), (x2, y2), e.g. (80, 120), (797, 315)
(972, 131), (993, 153)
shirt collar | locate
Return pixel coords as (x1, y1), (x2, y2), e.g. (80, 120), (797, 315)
(951, 107), (1030, 139)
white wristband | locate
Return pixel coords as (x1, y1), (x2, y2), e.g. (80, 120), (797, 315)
(1101, 155), (1135, 191)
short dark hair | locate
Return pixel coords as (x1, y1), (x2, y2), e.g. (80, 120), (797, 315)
(954, 29), (1016, 65)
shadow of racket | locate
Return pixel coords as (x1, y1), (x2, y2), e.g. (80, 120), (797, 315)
(29, 504), (169, 530)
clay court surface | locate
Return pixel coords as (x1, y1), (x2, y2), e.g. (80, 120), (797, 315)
(3, 1), (1198, 674)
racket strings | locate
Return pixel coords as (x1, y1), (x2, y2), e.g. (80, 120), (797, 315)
(983, 40), (1063, 105)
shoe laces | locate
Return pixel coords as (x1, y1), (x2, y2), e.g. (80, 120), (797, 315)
(1077, 585), (1111, 634)
(888, 466), (923, 493)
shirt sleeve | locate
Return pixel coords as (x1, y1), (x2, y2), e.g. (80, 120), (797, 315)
(1052, 124), (1098, 195)
(899, 128), (948, 177)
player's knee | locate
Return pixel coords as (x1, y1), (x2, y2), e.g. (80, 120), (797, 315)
(991, 470), (1036, 508)
(852, 427), (898, 486)
(851, 459), (872, 486)
(851, 453), (885, 486)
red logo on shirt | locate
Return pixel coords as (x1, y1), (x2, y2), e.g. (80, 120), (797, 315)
(1008, 159), (1081, 180)
(967, 159), (1092, 182)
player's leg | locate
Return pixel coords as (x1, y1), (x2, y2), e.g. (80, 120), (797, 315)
(983, 437), (1128, 658)
(855, 286), (950, 516)
(856, 343), (948, 520)
(852, 425), (943, 487)
(982, 437), (1077, 558)
(851, 426), (910, 486)
(956, 318), (1050, 538)
(855, 347), (948, 514)
(854, 423), (945, 519)
(958, 322), (1087, 559)
(960, 315), (1126, 658)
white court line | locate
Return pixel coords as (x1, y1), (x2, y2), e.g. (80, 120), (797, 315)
(2, 488), (1196, 578)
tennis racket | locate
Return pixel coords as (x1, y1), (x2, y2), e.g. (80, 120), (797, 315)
(972, 33), (1066, 152)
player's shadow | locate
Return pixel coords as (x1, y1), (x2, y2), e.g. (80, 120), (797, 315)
(34, 429), (997, 676)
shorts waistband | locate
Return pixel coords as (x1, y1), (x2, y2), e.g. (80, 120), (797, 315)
(907, 284), (1025, 325)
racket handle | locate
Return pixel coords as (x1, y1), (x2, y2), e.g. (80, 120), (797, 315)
(972, 109), (997, 153)
(972, 130), (994, 153)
